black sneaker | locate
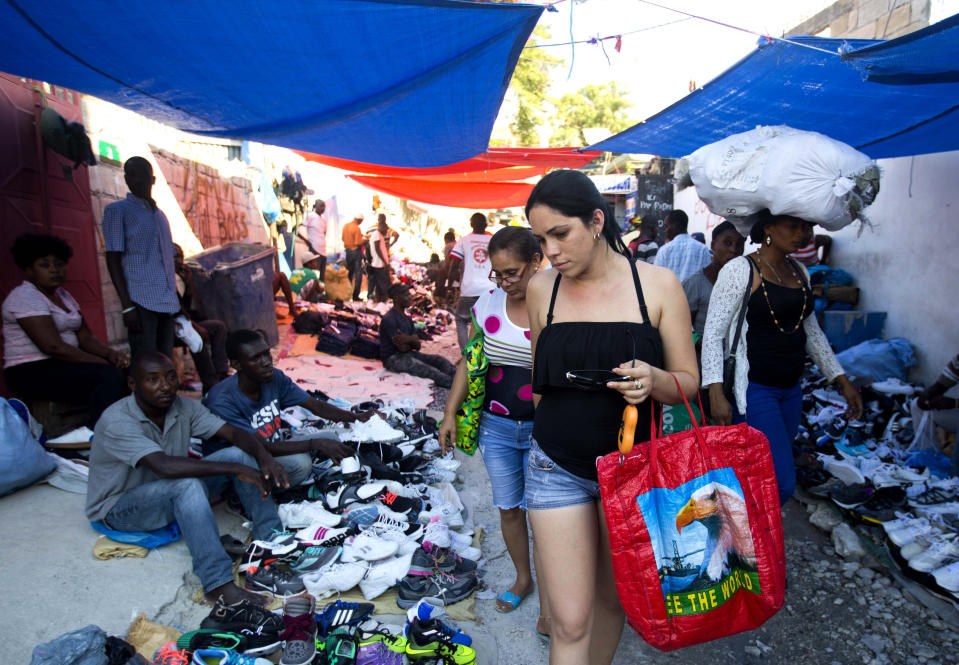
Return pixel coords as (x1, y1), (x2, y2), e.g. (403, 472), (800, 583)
(852, 486), (908, 525)
(245, 562), (307, 598)
(316, 600), (375, 636)
(176, 628), (249, 652)
(405, 617), (477, 664)
(410, 543), (477, 576)
(396, 571), (477, 609)
(200, 597), (282, 655)
(829, 483), (875, 509)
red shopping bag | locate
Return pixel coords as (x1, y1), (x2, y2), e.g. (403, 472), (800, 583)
(597, 383), (785, 651)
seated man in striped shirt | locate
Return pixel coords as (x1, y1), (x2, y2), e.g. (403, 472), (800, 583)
(790, 221), (833, 267)
(379, 284), (455, 388)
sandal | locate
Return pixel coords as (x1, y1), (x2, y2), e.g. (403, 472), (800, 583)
(536, 616), (550, 646)
(495, 590), (531, 613)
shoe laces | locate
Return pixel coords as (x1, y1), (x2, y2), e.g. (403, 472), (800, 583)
(152, 641), (190, 665)
(380, 491), (401, 506)
(281, 612), (317, 642)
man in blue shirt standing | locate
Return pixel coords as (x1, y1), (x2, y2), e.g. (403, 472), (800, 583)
(203, 330), (362, 485)
(103, 156), (180, 358)
(653, 209), (712, 283)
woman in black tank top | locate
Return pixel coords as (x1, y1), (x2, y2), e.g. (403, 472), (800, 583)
(524, 170), (700, 664)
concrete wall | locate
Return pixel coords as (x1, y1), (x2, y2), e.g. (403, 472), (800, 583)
(788, 0), (930, 39)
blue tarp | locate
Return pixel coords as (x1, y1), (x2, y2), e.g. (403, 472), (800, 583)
(590, 15), (959, 159)
(0, 0), (541, 167)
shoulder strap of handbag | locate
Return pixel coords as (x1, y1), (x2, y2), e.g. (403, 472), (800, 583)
(729, 258), (754, 357)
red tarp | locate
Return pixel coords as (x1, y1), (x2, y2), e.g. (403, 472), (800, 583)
(348, 175), (534, 209)
(296, 147), (600, 176)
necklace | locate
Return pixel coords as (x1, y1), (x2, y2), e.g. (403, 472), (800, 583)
(752, 254), (808, 334)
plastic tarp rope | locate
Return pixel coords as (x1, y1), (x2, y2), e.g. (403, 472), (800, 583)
(0, 0), (541, 167)
(589, 20), (959, 160)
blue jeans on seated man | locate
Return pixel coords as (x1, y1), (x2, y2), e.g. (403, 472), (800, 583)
(102, 446), (283, 593)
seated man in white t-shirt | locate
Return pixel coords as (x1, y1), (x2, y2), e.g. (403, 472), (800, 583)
(446, 212), (493, 349)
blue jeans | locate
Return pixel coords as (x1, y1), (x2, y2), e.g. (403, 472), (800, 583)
(745, 381), (803, 506)
(525, 437), (601, 510)
(477, 412), (532, 510)
(103, 446), (283, 592)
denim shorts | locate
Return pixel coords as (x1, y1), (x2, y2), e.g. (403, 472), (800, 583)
(478, 412), (533, 510)
(525, 437), (601, 510)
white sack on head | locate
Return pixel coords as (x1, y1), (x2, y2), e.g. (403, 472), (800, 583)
(683, 126), (880, 234)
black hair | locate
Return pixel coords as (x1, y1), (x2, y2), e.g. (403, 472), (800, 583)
(469, 213), (488, 233)
(226, 329), (267, 360)
(665, 209), (689, 232)
(123, 155), (151, 175)
(749, 209), (776, 244)
(443, 230), (456, 243)
(388, 283), (410, 299)
(377, 213), (387, 224)
(130, 350), (173, 380)
(711, 221), (740, 243)
(525, 169), (629, 258)
(489, 226), (540, 263)
(429, 253), (440, 263)
(11, 233), (74, 270)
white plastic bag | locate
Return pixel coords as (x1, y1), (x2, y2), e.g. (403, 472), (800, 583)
(682, 126), (879, 233)
(909, 399), (939, 452)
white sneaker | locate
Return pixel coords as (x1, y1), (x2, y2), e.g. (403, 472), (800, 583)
(301, 561), (368, 599)
(418, 503), (464, 528)
(342, 533), (399, 562)
(450, 542), (481, 561)
(174, 315), (203, 353)
(932, 560), (959, 593)
(361, 521), (419, 556)
(279, 502), (342, 529)
(421, 465), (457, 484)
(817, 454), (866, 486)
(422, 438), (441, 455)
(294, 524), (351, 547)
(882, 513), (925, 535)
(359, 552), (414, 600)
(908, 538), (959, 572)
(449, 530), (474, 550)
(901, 531), (955, 560)
(422, 517), (452, 549)
(282, 424), (334, 442)
(432, 453), (461, 472)
(867, 462), (929, 488)
(886, 519), (936, 547)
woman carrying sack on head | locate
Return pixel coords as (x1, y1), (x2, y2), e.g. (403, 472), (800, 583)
(438, 226), (551, 634)
(524, 170), (699, 664)
(702, 210), (863, 505)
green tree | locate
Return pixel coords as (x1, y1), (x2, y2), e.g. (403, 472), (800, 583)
(549, 82), (634, 147)
(507, 26), (562, 146)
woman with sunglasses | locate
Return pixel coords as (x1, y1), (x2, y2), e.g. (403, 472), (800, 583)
(438, 226), (551, 632)
(524, 170), (699, 665)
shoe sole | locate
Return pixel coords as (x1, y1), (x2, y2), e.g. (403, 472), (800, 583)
(396, 583), (476, 609)
(279, 645), (317, 665)
(246, 579), (307, 598)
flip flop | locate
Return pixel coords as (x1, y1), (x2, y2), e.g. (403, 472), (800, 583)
(495, 590), (531, 613)
(536, 630), (551, 646)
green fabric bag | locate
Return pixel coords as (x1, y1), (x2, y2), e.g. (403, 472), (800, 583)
(454, 310), (488, 455)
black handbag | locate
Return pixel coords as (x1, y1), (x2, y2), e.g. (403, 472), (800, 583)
(723, 258), (754, 403)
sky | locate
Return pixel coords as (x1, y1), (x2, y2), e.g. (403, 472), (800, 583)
(535, 0), (837, 124)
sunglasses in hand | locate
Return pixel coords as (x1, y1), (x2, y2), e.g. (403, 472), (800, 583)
(565, 370), (633, 390)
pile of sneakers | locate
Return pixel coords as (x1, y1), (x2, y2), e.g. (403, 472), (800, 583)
(794, 367), (959, 602)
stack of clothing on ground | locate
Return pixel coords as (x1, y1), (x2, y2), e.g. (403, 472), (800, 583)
(157, 404), (482, 664)
(793, 366), (959, 603)
(155, 598), (478, 664)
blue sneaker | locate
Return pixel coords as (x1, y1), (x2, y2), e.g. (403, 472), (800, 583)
(405, 602), (471, 647)
(315, 600), (375, 637)
(290, 545), (341, 574)
(191, 648), (272, 664)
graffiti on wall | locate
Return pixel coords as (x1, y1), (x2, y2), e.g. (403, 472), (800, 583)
(153, 149), (261, 249)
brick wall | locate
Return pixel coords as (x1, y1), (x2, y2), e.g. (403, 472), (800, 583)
(788, 0), (930, 39)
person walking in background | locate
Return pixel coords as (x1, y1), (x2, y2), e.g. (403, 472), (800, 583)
(683, 221), (745, 344)
(379, 284), (456, 387)
(341, 212), (366, 301)
(103, 156), (181, 359)
(524, 170), (699, 665)
(447, 213), (492, 349)
(3, 233), (129, 428)
(630, 214), (660, 263)
(790, 220), (833, 267)
(702, 210), (862, 505)
(438, 226), (551, 635)
(368, 215), (394, 302)
(653, 209), (712, 282)
(303, 199), (328, 278)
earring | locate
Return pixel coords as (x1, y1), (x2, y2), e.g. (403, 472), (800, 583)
(765, 235), (772, 246)
(593, 233), (600, 241)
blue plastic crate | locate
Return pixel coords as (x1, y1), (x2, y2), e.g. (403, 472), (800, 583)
(821, 311), (887, 352)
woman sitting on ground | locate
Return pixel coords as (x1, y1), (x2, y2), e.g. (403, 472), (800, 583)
(524, 170), (699, 664)
(2, 233), (128, 428)
(702, 210), (863, 505)
(438, 226), (550, 634)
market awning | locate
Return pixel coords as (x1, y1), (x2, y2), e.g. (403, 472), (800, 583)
(349, 175), (534, 208)
(0, 0), (541, 167)
(296, 147), (600, 176)
(589, 15), (959, 159)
